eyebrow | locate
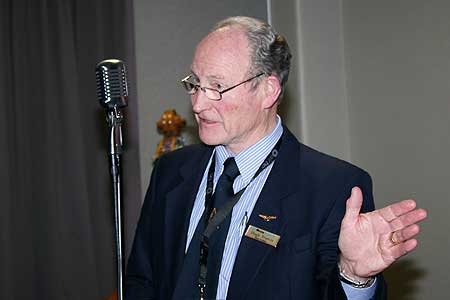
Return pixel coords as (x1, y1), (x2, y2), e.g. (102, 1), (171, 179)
(207, 74), (225, 81)
(190, 70), (226, 82)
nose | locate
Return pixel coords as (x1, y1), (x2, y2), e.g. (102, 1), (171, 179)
(191, 88), (210, 113)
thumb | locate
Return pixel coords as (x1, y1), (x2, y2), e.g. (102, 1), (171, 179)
(343, 186), (363, 225)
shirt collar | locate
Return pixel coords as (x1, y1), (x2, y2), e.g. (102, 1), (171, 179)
(215, 115), (283, 185)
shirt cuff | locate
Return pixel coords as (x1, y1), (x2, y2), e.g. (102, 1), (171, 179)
(341, 277), (377, 300)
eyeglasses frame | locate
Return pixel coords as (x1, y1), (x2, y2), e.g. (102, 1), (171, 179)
(181, 72), (265, 101)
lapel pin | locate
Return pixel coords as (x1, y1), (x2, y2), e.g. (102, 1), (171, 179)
(258, 214), (277, 222)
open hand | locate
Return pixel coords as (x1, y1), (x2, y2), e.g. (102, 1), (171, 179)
(338, 187), (427, 280)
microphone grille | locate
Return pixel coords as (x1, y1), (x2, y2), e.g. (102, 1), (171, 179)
(96, 59), (129, 109)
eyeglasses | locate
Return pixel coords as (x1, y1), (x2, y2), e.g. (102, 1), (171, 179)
(181, 73), (264, 101)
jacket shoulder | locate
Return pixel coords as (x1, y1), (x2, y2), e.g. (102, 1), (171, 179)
(281, 126), (370, 180)
(284, 127), (365, 173)
(299, 142), (370, 179)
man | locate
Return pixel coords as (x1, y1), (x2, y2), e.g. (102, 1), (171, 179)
(125, 16), (427, 300)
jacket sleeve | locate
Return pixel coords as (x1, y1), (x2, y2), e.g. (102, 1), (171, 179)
(315, 168), (387, 300)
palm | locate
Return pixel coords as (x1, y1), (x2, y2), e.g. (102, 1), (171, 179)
(338, 187), (427, 278)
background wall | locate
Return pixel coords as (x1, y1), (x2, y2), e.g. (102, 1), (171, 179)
(270, 1), (448, 299)
(343, 1), (449, 298)
(272, 0), (352, 161)
(133, 0), (449, 298)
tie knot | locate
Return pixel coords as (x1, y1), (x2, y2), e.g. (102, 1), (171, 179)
(222, 157), (240, 181)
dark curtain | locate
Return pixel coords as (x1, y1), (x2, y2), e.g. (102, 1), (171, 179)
(0, 1), (141, 299)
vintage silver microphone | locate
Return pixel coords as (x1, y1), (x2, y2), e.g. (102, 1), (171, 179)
(96, 58), (129, 300)
(96, 59), (128, 110)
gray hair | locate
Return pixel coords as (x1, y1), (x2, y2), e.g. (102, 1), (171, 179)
(212, 16), (292, 100)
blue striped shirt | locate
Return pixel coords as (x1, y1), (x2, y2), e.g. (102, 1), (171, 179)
(185, 116), (376, 299)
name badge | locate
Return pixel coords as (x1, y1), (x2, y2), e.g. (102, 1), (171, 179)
(245, 225), (280, 248)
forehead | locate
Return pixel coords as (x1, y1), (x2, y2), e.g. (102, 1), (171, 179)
(191, 27), (251, 81)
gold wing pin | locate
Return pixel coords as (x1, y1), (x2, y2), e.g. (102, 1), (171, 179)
(258, 214), (277, 222)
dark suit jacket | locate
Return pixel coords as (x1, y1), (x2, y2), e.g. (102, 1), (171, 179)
(125, 128), (387, 300)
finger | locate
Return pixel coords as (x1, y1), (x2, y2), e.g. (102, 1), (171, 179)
(389, 208), (428, 231)
(377, 199), (417, 222)
(389, 238), (418, 259)
(342, 187), (363, 225)
(389, 224), (420, 246)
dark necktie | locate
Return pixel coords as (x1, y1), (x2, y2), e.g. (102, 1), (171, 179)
(172, 157), (239, 300)
(205, 157), (240, 299)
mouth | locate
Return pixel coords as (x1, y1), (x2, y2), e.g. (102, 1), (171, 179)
(197, 115), (219, 126)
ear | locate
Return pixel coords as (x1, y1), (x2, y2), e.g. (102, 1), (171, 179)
(261, 75), (282, 109)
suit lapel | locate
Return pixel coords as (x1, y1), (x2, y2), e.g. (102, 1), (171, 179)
(227, 129), (301, 300)
(163, 146), (213, 285)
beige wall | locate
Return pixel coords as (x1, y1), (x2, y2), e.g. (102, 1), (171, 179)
(272, 0), (352, 161)
(271, 0), (449, 299)
(343, 1), (450, 298)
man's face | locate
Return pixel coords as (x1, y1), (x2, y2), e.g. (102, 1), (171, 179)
(190, 28), (270, 154)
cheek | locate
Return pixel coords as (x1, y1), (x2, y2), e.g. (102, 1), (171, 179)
(232, 101), (257, 119)
(218, 105), (245, 134)
(216, 102), (239, 123)
(216, 96), (259, 130)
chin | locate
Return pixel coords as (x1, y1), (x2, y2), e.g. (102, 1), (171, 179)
(199, 136), (223, 146)
(198, 130), (225, 146)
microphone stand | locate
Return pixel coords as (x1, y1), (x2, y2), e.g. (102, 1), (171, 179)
(106, 106), (125, 300)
